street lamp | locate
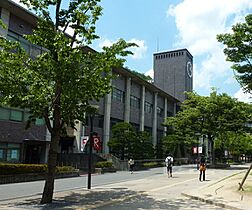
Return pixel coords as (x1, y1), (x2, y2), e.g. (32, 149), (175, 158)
(86, 105), (99, 190)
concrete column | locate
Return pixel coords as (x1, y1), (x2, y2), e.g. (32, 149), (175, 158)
(124, 77), (131, 123)
(140, 85), (145, 131)
(0, 8), (10, 37)
(173, 102), (177, 116)
(152, 92), (158, 146)
(163, 97), (168, 136)
(103, 91), (112, 154)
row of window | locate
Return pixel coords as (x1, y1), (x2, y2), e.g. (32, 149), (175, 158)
(7, 30), (47, 58)
(111, 88), (171, 116)
(155, 51), (184, 60)
(0, 107), (45, 125)
(0, 143), (21, 162)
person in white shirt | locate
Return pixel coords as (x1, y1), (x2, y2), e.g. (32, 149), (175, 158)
(128, 158), (135, 174)
(165, 154), (174, 177)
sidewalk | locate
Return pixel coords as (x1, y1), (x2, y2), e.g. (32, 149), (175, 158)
(182, 168), (252, 210)
(0, 166), (251, 209)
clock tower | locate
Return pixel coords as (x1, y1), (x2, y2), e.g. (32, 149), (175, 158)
(153, 49), (193, 102)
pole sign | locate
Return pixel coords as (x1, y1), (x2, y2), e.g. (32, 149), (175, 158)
(93, 136), (101, 151)
(81, 136), (89, 152)
(192, 147), (197, 154)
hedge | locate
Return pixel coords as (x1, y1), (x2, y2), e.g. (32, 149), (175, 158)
(95, 161), (113, 168)
(0, 163), (75, 175)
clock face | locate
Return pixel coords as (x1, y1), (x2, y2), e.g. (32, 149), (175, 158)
(187, 61), (193, 78)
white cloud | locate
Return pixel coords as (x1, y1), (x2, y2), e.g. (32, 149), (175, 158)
(234, 88), (252, 103)
(144, 68), (154, 79)
(167, 0), (252, 94)
(98, 38), (147, 59)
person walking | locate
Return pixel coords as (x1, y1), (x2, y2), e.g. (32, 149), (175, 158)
(128, 158), (135, 174)
(199, 155), (206, 181)
(165, 154), (173, 177)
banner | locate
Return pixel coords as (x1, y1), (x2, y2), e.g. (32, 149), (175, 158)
(93, 136), (101, 151)
(81, 136), (89, 152)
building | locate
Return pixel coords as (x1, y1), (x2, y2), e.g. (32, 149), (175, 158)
(154, 49), (193, 102)
(0, 0), (193, 163)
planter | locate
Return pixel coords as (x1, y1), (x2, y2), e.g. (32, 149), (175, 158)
(95, 167), (117, 174)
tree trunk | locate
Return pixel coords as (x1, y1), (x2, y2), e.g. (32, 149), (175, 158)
(40, 133), (60, 204)
(41, 84), (61, 204)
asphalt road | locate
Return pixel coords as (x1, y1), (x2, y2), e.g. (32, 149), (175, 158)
(0, 165), (195, 201)
(0, 164), (245, 209)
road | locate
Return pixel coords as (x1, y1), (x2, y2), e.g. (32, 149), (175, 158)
(0, 164), (246, 209)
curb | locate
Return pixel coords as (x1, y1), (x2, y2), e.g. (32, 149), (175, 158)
(181, 192), (242, 210)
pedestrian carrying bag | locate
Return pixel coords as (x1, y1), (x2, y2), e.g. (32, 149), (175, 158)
(199, 164), (206, 171)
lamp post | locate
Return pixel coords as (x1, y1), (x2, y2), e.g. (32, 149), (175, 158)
(86, 105), (99, 190)
(195, 132), (201, 170)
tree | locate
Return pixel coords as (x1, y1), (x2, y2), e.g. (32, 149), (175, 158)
(163, 90), (251, 164)
(217, 14), (252, 93)
(108, 123), (154, 160)
(0, 0), (135, 204)
(108, 122), (136, 160)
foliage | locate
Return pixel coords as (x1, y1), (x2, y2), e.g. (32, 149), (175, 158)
(0, 0), (136, 203)
(217, 14), (252, 93)
(142, 162), (162, 168)
(108, 122), (154, 160)
(0, 163), (74, 175)
(95, 161), (113, 168)
(163, 90), (252, 162)
(128, 69), (152, 82)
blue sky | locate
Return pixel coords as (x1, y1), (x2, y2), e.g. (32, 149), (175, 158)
(15, 0), (252, 103)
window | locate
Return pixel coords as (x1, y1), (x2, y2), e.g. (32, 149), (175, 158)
(112, 88), (124, 103)
(0, 143), (20, 162)
(157, 107), (163, 117)
(10, 110), (23, 121)
(130, 95), (140, 109)
(7, 31), (43, 57)
(144, 101), (153, 113)
(0, 107), (10, 120)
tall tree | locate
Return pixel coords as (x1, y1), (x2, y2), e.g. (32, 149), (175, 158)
(0, 0), (135, 204)
(108, 122), (136, 160)
(163, 91), (251, 163)
(217, 14), (252, 93)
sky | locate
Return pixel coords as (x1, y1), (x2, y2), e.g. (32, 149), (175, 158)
(14, 0), (252, 103)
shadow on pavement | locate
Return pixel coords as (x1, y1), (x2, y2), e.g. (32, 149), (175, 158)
(2, 187), (222, 210)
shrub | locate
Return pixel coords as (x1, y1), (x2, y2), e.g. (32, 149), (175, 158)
(0, 163), (75, 175)
(143, 162), (162, 168)
(95, 161), (113, 168)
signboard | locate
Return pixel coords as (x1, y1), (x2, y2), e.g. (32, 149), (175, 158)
(193, 147), (197, 154)
(93, 136), (101, 151)
(81, 136), (89, 152)
(192, 146), (202, 154)
(198, 146), (202, 154)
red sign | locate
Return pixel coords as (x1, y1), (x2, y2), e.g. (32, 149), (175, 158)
(93, 136), (101, 151)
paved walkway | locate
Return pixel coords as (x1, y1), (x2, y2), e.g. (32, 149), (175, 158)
(182, 167), (252, 210)
(0, 165), (251, 209)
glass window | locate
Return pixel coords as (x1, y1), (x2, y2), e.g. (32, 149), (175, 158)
(0, 143), (20, 162)
(0, 107), (10, 120)
(130, 95), (140, 109)
(112, 88), (124, 103)
(10, 110), (23, 121)
(157, 107), (163, 117)
(144, 101), (153, 113)
(35, 118), (45, 125)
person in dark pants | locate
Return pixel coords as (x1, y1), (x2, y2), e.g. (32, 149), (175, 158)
(165, 154), (173, 178)
(199, 156), (206, 181)
(128, 158), (135, 174)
